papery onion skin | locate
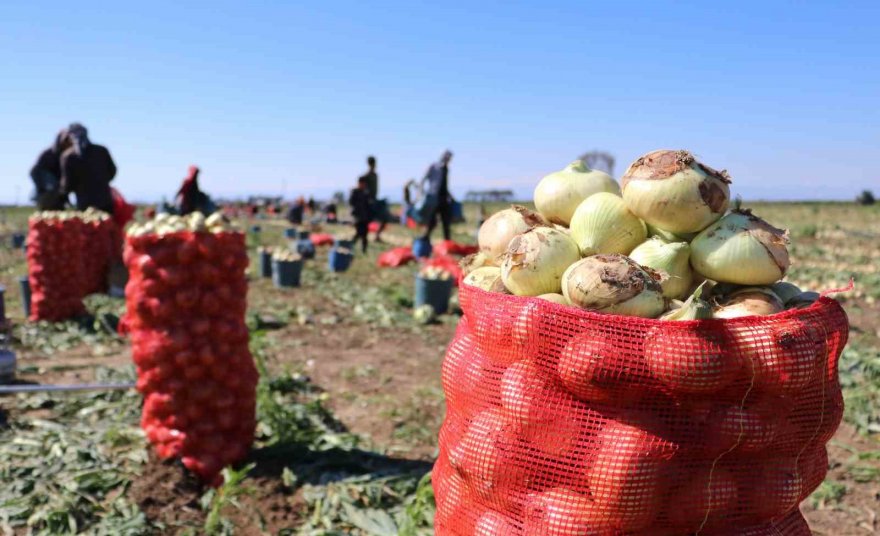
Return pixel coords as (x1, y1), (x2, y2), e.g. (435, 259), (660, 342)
(463, 266), (507, 293)
(714, 287), (784, 318)
(534, 160), (620, 226)
(629, 238), (693, 300)
(690, 209), (790, 286)
(570, 192), (646, 256)
(622, 150), (731, 234)
(478, 205), (547, 266)
(460, 252), (491, 276)
(562, 254), (666, 318)
(501, 227), (580, 296)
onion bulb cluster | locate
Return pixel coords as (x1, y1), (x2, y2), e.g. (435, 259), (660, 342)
(469, 149), (819, 319)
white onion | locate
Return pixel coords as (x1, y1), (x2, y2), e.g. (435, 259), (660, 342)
(690, 208), (790, 285)
(628, 238), (693, 299)
(477, 205), (547, 266)
(534, 160), (620, 226)
(713, 287), (784, 318)
(569, 192), (646, 256)
(621, 149), (731, 234)
(463, 266), (507, 293)
(562, 254), (665, 318)
(537, 293), (569, 305)
(501, 227), (581, 296)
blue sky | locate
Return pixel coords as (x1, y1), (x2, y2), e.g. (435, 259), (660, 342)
(0, 1), (877, 204)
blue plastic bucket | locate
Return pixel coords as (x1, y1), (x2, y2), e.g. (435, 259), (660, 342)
(272, 259), (302, 288)
(412, 237), (433, 259)
(18, 276), (31, 319)
(414, 275), (452, 315)
(328, 248), (353, 273)
(259, 249), (273, 278)
(284, 228), (297, 239)
(11, 233), (25, 249)
(296, 239), (316, 259)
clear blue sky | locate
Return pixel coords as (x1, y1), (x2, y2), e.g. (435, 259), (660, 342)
(1, 1), (877, 204)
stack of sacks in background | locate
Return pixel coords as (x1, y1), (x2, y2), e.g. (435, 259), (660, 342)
(26, 209), (120, 321)
(122, 212), (258, 486)
(26, 212), (87, 321)
(434, 150), (849, 535)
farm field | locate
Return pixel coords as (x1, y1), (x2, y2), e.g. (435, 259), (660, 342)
(0, 201), (878, 535)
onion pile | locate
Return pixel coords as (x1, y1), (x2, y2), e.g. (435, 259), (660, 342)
(471, 149), (815, 319)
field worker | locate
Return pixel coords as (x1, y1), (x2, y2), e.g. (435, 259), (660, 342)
(349, 176), (372, 253)
(422, 150), (454, 241)
(29, 128), (69, 210)
(175, 166), (203, 215)
(60, 123), (117, 213)
(360, 155), (389, 243)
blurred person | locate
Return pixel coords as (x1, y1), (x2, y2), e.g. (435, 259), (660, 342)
(349, 176), (371, 253)
(421, 150), (454, 241)
(174, 165), (216, 215)
(29, 128), (69, 210)
(361, 155), (388, 242)
(60, 123), (117, 213)
(401, 178), (416, 225)
(287, 196), (305, 225)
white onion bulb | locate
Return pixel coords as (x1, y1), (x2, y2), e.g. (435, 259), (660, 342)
(477, 206), (547, 266)
(534, 160), (620, 226)
(501, 227), (581, 296)
(562, 254), (665, 318)
(628, 238), (693, 299)
(569, 192), (646, 256)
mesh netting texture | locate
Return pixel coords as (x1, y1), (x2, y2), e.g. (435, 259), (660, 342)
(122, 231), (258, 485)
(26, 214), (120, 321)
(26, 216), (87, 321)
(433, 283), (848, 535)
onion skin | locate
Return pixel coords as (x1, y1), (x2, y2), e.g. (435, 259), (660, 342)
(501, 227), (581, 296)
(562, 254), (665, 318)
(463, 266), (507, 293)
(714, 287), (784, 318)
(622, 150), (731, 234)
(629, 238), (693, 299)
(570, 192), (647, 256)
(534, 160), (620, 226)
(478, 205), (547, 266)
(690, 209), (790, 286)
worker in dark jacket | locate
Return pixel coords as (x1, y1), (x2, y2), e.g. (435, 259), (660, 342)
(60, 123), (117, 213)
(29, 129), (69, 210)
(422, 150), (454, 241)
(349, 176), (372, 253)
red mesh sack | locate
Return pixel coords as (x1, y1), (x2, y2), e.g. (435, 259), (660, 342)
(434, 240), (479, 257)
(122, 230), (258, 486)
(26, 215), (87, 321)
(434, 283), (848, 535)
(81, 216), (119, 295)
(310, 233), (335, 247)
(422, 255), (463, 285)
(377, 246), (416, 268)
(111, 187), (136, 228)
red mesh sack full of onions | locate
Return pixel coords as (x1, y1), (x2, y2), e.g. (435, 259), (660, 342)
(434, 150), (849, 535)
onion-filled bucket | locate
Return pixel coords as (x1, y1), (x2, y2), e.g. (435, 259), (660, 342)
(11, 233), (25, 249)
(328, 247), (353, 273)
(272, 258), (302, 288)
(412, 237), (433, 259)
(414, 275), (452, 314)
(259, 249), (273, 278)
(334, 238), (354, 250)
(297, 229), (311, 241)
(296, 239), (316, 260)
(18, 276), (31, 319)
(283, 228), (297, 239)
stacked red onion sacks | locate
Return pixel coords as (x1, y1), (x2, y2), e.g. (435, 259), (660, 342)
(81, 209), (118, 295)
(433, 150), (850, 535)
(122, 213), (258, 486)
(26, 212), (87, 321)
